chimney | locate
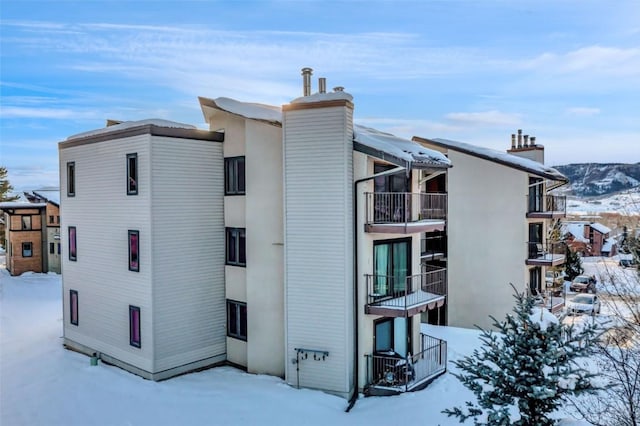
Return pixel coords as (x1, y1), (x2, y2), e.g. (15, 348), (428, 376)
(301, 67), (313, 96)
(517, 129), (522, 148)
(333, 86), (344, 92)
(530, 136), (536, 146)
(524, 135), (529, 147)
(318, 77), (326, 94)
(511, 134), (516, 149)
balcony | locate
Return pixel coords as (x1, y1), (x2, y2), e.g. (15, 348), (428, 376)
(364, 333), (447, 394)
(365, 266), (446, 317)
(364, 192), (446, 234)
(526, 241), (567, 266)
(526, 194), (567, 219)
(421, 233), (446, 261)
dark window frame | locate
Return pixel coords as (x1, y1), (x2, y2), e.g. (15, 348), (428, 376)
(224, 156), (246, 195)
(49, 242), (55, 254)
(49, 215), (55, 224)
(68, 226), (77, 261)
(67, 162), (76, 197)
(227, 300), (247, 341)
(225, 227), (246, 267)
(21, 215), (32, 230)
(129, 305), (141, 348)
(128, 230), (140, 272)
(22, 242), (33, 257)
(70, 290), (79, 326)
(127, 153), (138, 195)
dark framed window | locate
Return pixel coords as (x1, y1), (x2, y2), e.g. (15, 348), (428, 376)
(50, 243), (55, 254)
(56, 215), (60, 224)
(49, 215), (55, 224)
(224, 156), (245, 195)
(22, 242), (33, 257)
(227, 300), (247, 340)
(129, 305), (141, 348)
(128, 230), (139, 272)
(67, 162), (75, 197)
(70, 290), (79, 326)
(57, 243), (61, 255)
(226, 228), (246, 267)
(21, 216), (32, 230)
(127, 153), (138, 195)
(68, 226), (77, 261)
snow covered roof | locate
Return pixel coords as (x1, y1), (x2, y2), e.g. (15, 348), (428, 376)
(32, 188), (60, 206)
(68, 119), (197, 140)
(200, 96), (450, 169)
(589, 222), (611, 235)
(415, 137), (568, 182)
(0, 202), (47, 210)
(562, 222), (588, 242)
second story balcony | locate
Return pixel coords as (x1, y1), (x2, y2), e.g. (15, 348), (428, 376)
(527, 194), (567, 219)
(365, 192), (447, 234)
(365, 265), (447, 317)
(526, 241), (567, 266)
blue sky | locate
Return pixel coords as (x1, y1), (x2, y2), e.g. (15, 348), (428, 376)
(1, 0), (639, 191)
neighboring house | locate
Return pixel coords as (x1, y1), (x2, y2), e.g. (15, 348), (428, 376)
(24, 188), (62, 273)
(414, 129), (568, 329)
(563, 221), (613, 257)
(0, 202), (47, 276)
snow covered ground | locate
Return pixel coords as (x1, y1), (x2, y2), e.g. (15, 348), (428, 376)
(566, 187), (640, 216)
(2, 258), (622, 425)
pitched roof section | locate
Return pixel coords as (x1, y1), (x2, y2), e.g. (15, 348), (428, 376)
(414, 136), (568, 182)
(199, 96), (450, 169)
(68, 119), (197, 140)
(590, 222), (611, 234)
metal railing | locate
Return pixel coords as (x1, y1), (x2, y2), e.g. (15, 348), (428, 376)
(365, 266), (447, 310)
(365, 333), (447, 392)
(365, 192), (447, 225)
(526, 241), (567, 261)
(421, 233), (447, 258)
(527, 194), (567, 215)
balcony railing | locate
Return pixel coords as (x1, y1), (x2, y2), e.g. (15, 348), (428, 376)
(365, 333), (447, 393)
(365, 266), (447, 316)
(527, 194), (567, 218)
(526, 241), (567, 266)
(364, 192), (447, 234)
(421, 233), (447, 260)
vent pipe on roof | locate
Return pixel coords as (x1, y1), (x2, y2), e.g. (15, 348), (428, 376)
(333, 86), (344, 92)
(524, 134), (529, 147)
(517, 129), (523, 148)
(302, 67), (313, 96)
(318, 78), (326, 94)
(530, 136), (536, 146)
(511, 134), (516, 149)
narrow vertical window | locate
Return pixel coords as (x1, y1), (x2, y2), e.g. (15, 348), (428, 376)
(67, 162), (75, 197)
(225, 228), (246, 266)
(224, 156), (245, 195)
(127, 153), (138, 195)
(49, 215), (54, 224)
(22, 242), (33, 257)
(22, 216), (32, 230)
(69, 226), (77, 261)
(128, 230), (139, 272)
(57, 243), (61, 255)
(227, 300), (247, 340)
(49, 243), (55, 254)
(129, 305), (141, 348)
(70, 290), (79, 326)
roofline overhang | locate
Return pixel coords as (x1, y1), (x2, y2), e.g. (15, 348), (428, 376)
(353, 141), (451, 172)
(198, 96), (283, 128)
(413, 136), (568, 183)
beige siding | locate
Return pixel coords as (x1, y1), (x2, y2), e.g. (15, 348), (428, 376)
(60, 134), (155, 372)
(151, 137), (226, 372)
(283, 105), (354, 397)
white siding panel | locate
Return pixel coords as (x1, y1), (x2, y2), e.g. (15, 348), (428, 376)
(151, 137), (226, 372)
(60, 134), (154, 372)
(283, 106), (354, 396)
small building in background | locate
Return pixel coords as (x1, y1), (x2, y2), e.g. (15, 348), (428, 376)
(562, 221), (614, 257)
(0, 202), (47, 276)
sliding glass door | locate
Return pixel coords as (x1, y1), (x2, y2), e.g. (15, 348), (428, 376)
(374, 239), (410, 297)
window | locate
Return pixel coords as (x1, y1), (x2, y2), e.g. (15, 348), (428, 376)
(68, 226), (77, 261)
(49, 215), (55, 224)
(226, 228), (246, 266)
(49, 243), (55, 254)
(70, 290), (78, 326)
(67, 162), (75, 197)
(57, 243), (61, 255)
(56, 215), (60, 224)
(224, 156), (245, 195)
(127, 153), (138, 195)
(227, 300), (247, 340)
(22, 242), (33, 257)
(128, 230), (139, 272)
(21, 216), (31, 230)
(373, 238), (410, 297)
(129, 306), (141, 348)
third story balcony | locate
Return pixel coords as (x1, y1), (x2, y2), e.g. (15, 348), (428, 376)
(526, 241), (567, 266)
(365, 192), (447, 234)
(526, 194), (567, 219)
(365, 265), (447, 317)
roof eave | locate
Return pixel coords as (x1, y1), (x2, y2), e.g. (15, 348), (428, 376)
(198, 96), (282, 128)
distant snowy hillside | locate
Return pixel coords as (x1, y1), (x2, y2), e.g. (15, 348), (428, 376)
(554, 163), (640, 197)
(566, 186), (640, 216)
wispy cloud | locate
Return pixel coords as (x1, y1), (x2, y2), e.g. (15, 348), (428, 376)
(566, 107), (601, 116)
(0, 106), (96, 119)
(445, 110), (522, 127)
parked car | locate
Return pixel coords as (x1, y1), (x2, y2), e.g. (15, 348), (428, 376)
(569, 275), (597, 293)
(619, 258), (637, 268)
(545, 269), (565, 296)
(566, 294), (601, 316)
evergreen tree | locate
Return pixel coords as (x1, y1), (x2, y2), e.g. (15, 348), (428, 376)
(443, 287), (600, 426)
(0, 166), (19, 202)
(564, 245), (584, 281)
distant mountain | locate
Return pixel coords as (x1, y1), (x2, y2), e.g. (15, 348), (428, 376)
(553, 163), (640, 197)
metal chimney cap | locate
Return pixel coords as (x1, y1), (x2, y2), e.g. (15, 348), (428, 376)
(333, 86), (345, 92)
(301, 67), (313, 74)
